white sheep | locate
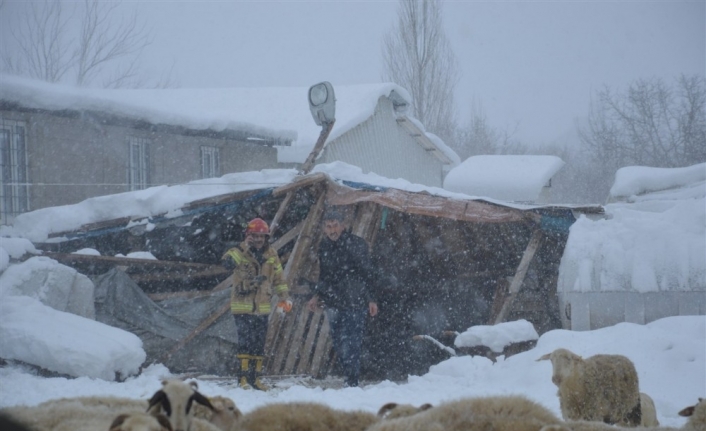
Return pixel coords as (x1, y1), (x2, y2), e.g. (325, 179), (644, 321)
(192, 396), (242, 431)
(146, 379), (215, 431)
(679, 398), (705, 431)
(537, 348), (641, 427)
(640, 392), (659, 427)
(234, 401), (379, 431)
(108, 412), (174, 431)
(0, 379), (217, 431)
(367, 395), (563, 431)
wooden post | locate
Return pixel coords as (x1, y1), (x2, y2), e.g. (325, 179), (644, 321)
(298, 120), (335, 175)
(493, 229), (543, 324)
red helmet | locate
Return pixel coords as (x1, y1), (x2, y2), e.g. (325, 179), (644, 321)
(245, 218), (270, 235)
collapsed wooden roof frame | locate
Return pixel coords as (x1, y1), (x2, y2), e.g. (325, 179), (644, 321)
(37, 170), (601, 378)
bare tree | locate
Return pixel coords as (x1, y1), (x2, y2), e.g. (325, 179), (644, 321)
(453, 100), (526, 159)
(578, 75), (706, 174)
(2, 0), (163, 88)
(382, 0), (459, 144)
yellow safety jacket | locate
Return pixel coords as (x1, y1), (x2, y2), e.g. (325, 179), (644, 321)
(222, 241), (289, 315)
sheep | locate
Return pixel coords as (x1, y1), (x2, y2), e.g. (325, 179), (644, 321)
(366, 395), (563, 431)
(679, 398), (705, 431)
(147, 379), (215, 431)
(108, 412), (174, 431)
(192, 396), (242, 431)
(376, 402), (433, 420)
(234, 402), (379, 431)
(0, 379), (217, 431)
(641, 393), (659, 427)
(538, 398), (705, 431)
(537, 348), (641, 427)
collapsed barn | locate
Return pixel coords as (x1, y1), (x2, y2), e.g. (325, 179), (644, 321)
(37, 172), (602, 381)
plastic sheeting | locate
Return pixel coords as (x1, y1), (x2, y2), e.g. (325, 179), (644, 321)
(94, 268), (238, 375)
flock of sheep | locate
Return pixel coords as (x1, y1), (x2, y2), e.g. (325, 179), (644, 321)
(0, 348), (703, 431)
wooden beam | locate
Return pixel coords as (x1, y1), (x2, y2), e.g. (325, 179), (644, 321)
(283, 186), (327, 283)
(272, 172), (328, 197)
(160, 302), (231, 363)
(147, 273), (232, 301)
(271, 221), (304, 252)
(269, 191), (295, 238)
(493, 229), (543, 325)
(43, 252), (228, 275)
(298, 121), (335, 175)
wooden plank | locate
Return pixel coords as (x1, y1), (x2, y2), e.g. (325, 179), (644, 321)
(283, 307), (314, 373)
(160, 302), (231, 363)
(44, 252), (227, 274)
(270, 305), (305, 374)
(283, 186), (327, 283)
(272, 172), (328, 197)
(296, 311), (324, 374)
(269, 191), (295, 238)
(48, 217), (132, 238)
(309, 311), (332, 378)
(130, 267), (228, 284)
(271, 221), (304, 252)
(493, 229), (543, 324)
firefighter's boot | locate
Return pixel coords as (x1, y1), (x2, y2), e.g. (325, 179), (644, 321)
(250, 355), (269, 391)
(235, 354), (253, 389)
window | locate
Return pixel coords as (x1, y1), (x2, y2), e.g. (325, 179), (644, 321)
(128, 137), (150, 190)
(200, 146), (220, 179)
(0, 119), (29, 223)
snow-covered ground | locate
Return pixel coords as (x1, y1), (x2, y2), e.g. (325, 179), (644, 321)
(0, 315), (703, 428)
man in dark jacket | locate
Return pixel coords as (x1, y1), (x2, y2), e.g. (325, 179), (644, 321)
(307, 207), (379, 387)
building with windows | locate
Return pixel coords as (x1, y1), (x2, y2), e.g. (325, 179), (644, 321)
(0, 75), (458, 223)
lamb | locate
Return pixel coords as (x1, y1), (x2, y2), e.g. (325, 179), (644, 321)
(640, 392), (659, 427)
(366, 395), (563, 431)
(233, 401), (379, 431)
(679, 398), (705, 431)
(376, 402), (433, 420)
(537, 348), (641, 427)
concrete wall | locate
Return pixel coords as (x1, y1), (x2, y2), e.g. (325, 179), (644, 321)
(320, 97), (445, 187)
(0, 109), (279, 217)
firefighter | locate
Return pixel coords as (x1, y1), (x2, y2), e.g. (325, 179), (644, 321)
(221, 217), (292, 390)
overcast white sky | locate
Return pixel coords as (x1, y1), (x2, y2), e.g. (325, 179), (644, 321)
(2, 0), (704, 147)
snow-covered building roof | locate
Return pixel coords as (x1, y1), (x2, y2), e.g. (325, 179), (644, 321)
(443, 155), (565, 203)
(0, 74), (459, 165)
(557, 162), (706, 330)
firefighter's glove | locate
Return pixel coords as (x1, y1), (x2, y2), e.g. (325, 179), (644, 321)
(276, 299), (293, 314)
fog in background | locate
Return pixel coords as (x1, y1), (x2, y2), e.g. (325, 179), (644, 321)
(1, 0), (704, 203)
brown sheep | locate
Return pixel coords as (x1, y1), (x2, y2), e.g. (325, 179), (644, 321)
(376, 402), (433, 420)
(537, 348), (641, 427)
(367, 395), (563, 431)
(539, 398), (705, 431)
(234, 402), (378, 431)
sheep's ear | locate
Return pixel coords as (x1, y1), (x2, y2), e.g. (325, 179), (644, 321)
(537, 353), (551, 361)
(419, 403), (433, 411)
(192, 390), (215, 411)
(109, 414), (129, 431)
(148, 390), (171, 417)
(679, 405), (696, 417)
(188, 380), (199, 390)
(377, 402), (398, 417)
(155, 414), (174, 431)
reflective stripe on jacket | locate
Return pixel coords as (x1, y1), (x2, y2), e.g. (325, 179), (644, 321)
(222, 241), (289, 315)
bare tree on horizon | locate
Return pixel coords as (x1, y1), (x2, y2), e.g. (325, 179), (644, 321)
(382, 0), (459, 145)
(2, 0), (173, 88)
(579, 75), (706, 174)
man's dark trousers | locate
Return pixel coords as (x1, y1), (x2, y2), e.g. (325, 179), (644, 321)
(326, 307), (367, 387)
